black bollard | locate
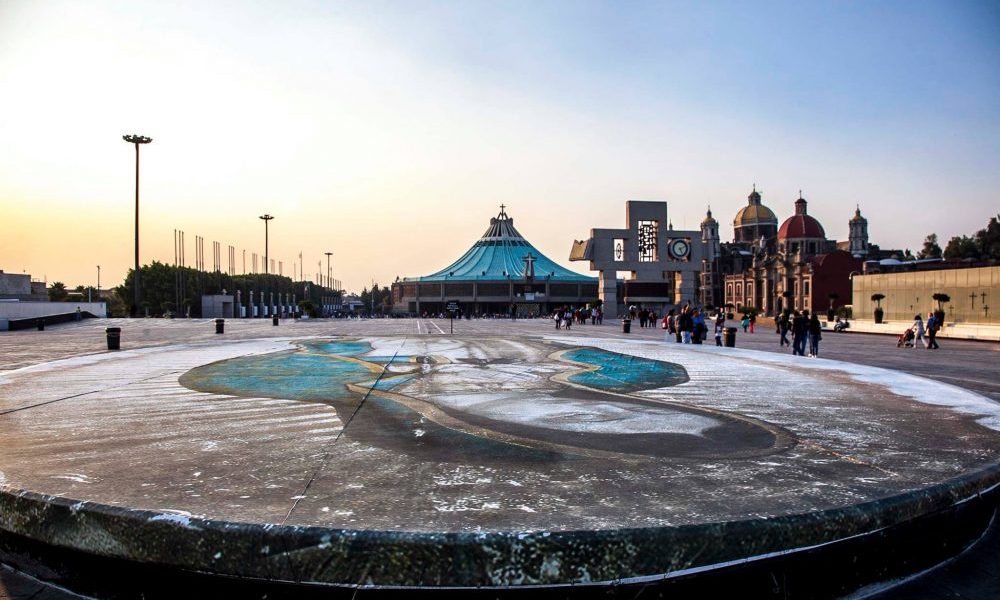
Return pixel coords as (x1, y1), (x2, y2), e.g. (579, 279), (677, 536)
(622, 319), (631, 334)
(724, 327), (737, 348)
(106, 327), (121, 351)
(215, 319), (225, 334)
(37, 319), (44, 331)
(272, 314), (279, 326)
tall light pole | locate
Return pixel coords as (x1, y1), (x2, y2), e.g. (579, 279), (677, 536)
(259, 214), (274, 275)
(325, 251), (333, 317)
(123, 134), (152, 317)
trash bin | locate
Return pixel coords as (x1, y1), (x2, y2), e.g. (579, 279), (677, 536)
(36, 319), (44, 331)
(215, 319), (225, 334)
(272, 315), (279, 326)
(724, 327), (737, 348)
(622, 319), (631, 334)
(106, 327), (121, 351)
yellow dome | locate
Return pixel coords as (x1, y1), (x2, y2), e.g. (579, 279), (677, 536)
(733, 203), (777, 226)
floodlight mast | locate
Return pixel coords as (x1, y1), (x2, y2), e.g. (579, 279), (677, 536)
(123, 134), (152, 317)
(259, 214), (274, 275)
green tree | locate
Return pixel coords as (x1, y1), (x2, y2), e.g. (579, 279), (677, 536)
(917, 233), (942, 259)
(116, 261), (335, 317)
(975, 214), (1000, 260)
(943, 235), (979, 260)
(48, 282), (68, 302)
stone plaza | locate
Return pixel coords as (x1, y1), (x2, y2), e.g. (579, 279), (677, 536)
(0, 317), (997, 598)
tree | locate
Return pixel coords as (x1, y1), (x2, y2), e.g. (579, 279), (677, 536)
(943, 235), (980, 260)
(975, 214), (1000, 260)
(917, 233), (942, 259)
(48, 282), (68, 302)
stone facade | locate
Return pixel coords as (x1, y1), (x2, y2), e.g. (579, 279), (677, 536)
(714, 191), (867, 316)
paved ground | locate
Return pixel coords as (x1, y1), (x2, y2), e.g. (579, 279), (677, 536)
(0, 317), (997, 598)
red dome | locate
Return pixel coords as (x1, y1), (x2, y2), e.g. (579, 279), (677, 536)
(778, 214), (825, 239)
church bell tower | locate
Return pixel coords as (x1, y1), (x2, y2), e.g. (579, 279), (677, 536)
(849, 205), (869, 257)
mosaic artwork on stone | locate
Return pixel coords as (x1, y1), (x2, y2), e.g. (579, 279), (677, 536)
(180, 337), (789, 460)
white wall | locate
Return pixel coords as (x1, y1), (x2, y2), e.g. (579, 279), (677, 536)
(0, 301), (107, 321)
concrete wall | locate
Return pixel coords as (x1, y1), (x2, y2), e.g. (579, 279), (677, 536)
(201, 295), (235, 319)
(0, 273), (32, 297)
(852, 265), (1000, 325)
(0, 301), (107, 330)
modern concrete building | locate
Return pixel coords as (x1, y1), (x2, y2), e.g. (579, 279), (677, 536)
(570, 201), (702, 318)
(201, 294), (235, 319)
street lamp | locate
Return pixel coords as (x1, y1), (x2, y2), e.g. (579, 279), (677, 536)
(259, 214), (274, 275)
(123, 134), (152, 317)
(325, 251), (333, 317)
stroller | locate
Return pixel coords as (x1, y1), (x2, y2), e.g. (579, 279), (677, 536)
(896, 328), (915, 348)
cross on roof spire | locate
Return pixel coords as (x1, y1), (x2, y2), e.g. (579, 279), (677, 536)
(522, 252), (536, 279)
(498, 204), (508, 219)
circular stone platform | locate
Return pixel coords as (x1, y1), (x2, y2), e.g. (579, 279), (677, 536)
(1, 334), (998, 596)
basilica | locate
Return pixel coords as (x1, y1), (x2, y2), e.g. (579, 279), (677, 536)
(701, 187), (872, 316)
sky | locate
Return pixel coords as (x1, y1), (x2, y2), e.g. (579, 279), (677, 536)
(1, 0), (998, 293)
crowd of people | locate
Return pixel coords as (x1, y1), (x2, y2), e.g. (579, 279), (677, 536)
(774, 310), (824, 357)
(552, 306), (604, 329)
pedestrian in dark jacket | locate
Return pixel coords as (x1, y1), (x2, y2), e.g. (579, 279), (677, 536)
(926, 312), (941, 349)
(778, 311), (791, 347)
(791, 310), (808, 356)
(679, 307), (694, 344)
(808, 313), (822, 357)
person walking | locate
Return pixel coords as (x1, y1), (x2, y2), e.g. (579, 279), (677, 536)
(791, 310), (808, 356)
(926, 311), (940, 349)
(692, 310), (705, 344)
(808, 313), (822, 357)
(911, 314), (925, 349)
(778, 311), (791, 347)
(749, 312), (756, 333)
(714, 315), (724, 346)
(679, 306), (694, 344)
(740, 313), (750, 332)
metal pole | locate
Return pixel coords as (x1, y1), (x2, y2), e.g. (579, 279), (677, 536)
(123, 134), (151, 317)
(259, 214), (274, 275)
(134, 141), (139, 315)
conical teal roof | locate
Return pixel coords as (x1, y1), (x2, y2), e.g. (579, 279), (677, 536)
(404, 207), (595, 282)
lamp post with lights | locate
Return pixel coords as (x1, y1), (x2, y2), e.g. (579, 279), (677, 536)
(123, 134), (152, 317)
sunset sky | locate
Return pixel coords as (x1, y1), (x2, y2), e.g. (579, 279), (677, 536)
(2, 1), (998, 293)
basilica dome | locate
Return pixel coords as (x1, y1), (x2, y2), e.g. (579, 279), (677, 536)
(733, 188), (777, 227)
(778, 194), (825, 240)
(733, 187), (778, 243)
